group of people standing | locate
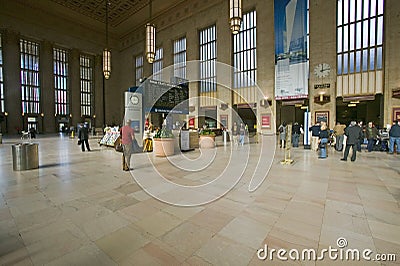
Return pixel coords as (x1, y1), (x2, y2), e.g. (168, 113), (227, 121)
(278, 119), (400, 161)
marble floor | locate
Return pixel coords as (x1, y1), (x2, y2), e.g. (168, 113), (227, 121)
(0, 134), (399, 265)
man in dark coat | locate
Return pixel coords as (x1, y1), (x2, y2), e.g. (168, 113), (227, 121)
(341, 121), (363, 161)
(389, 120), (400, 154)
(78, 122), (91, 152)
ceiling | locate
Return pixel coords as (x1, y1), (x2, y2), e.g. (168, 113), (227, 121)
(42, 0), (186, 37)
(49, 0), (150, 27)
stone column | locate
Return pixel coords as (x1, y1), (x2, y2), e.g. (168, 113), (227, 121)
(70, 49), (81, 128)
(309, 0), (337, 128)
(384, 0), (400, 125)
(3, 30), (22, 134)
(40, 40), (56, 133)
(94, 54), (104, 128)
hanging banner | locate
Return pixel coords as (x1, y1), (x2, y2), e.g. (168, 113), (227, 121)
(274, 0), (308, 100)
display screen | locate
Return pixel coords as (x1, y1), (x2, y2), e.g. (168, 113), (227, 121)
(143, 79), (189, 114)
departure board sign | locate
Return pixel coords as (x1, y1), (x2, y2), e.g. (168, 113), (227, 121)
(143, 79), (189, 114)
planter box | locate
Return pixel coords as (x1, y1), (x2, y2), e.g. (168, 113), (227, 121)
(199, 135), (215, 149)
(153, 138), (175, 157)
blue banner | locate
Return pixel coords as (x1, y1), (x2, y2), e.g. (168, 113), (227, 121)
(274, 0), (308, 100)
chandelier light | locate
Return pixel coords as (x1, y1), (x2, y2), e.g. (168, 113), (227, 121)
(146, 0), (156, 64)
(229, 0), (242, 34)
(146, 23), (156, 63)
(103, 0), (111, 79)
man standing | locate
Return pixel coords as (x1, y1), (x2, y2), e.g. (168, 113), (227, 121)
(121, 120), (135, 171)
(341, 121), (363, 161)
(389, 120), (400, 154)
(78, 122), (91, 152)
(365, 122), (378, 152)
(309, 122), (321, 151)
(333, 121), (346, 151)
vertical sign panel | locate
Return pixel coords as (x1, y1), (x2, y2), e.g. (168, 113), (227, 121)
(274, 0), (308, 100)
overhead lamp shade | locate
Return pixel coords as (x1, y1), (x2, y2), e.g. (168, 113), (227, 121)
(229, 0), (242, 34)
(103, 48), (111, 79)
(146, 23), (156, 63)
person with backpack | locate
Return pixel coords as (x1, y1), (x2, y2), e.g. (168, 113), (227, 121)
(278, 121), (287, 148)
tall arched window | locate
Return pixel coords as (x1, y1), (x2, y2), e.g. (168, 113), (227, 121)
(337, 0), (384, 96)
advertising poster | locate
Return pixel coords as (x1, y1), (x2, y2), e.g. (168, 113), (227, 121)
(274, 0), (308, 100)
(261, 114), (271, 128)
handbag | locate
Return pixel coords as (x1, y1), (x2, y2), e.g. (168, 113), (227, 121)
(77, 139), (82, 145)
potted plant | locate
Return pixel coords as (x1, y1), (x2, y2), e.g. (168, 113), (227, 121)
(153, 127), (175, 157)
(199, 128), (216, 149)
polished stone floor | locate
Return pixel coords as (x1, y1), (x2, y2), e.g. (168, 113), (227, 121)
(0, 134), (399, 265)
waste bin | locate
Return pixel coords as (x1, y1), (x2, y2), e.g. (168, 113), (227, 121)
(12, 143), (39, 171)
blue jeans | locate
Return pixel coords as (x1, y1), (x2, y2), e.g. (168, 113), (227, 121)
(389, 136), (400, 153)
(319, 138), (328, 158)
(239, 134), (244, 145)
(367, 138), (375, 152)
(336, 135), (344, 151)
(292, 133), (299, 147)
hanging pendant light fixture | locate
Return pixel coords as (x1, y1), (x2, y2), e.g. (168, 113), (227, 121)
(145, 0), (156, 63)
(229, 0), (242, 34)
(103, 0), (111, 79)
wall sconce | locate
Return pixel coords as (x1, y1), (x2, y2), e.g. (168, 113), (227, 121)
(229, 0), (242, 34)
(69, 114), (72, 118)
(260, 99), (272, 107)
(93, 115), (96, 119)
(392, 88), (400, 98)
(4, 112), (8, 117)
(103, 1), (111, 79)
(40, 113), (44, 117)
(314, 94), (330, 105)
(220, 103), (228, 110)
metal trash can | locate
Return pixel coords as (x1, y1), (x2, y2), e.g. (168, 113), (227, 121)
(12, 143), (39, 171)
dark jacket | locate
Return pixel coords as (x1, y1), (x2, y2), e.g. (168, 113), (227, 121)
(345, 125), (363, 144)
(292, 124), (301, 135)
(319, 130), (329, 139)
(79, 126), (89, 140)
(389, 123), (400, 137)
(309, 125), (321, 137)
(365, 126), (378, 139)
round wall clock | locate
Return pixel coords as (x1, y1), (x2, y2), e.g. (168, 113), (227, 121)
(130, 95), (139, 105)
(314, 63), (331, 78)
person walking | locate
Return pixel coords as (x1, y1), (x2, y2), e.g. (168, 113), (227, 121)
(78, 122), (91, 152)
(389, 120), (400, 154)
(318, 122), (329, 159)
(278, 121), (287, 148)
(231, 122), (238, 146)
(333, 121), (346, 151)
(239, 123), (245, 146)
(292, 122), (301, 147)
(365, 122), (378, 152)
(121, 120), (135, 171)
(341, 121), (363, 161)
